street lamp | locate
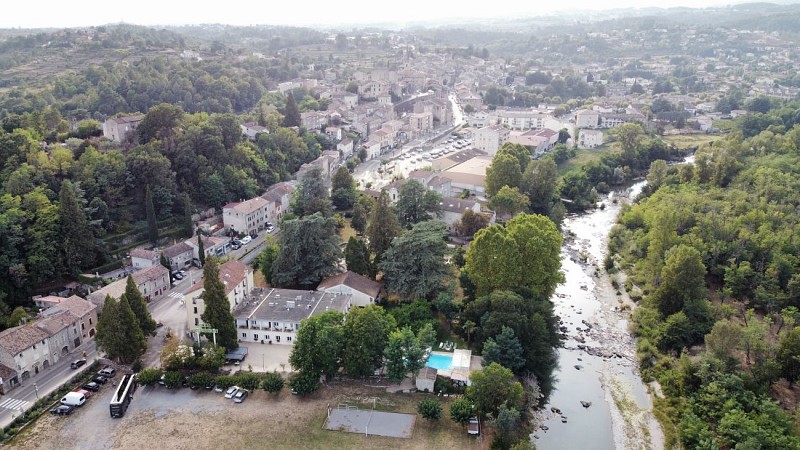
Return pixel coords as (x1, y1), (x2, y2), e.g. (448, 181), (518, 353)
(33, 383), (38, 399)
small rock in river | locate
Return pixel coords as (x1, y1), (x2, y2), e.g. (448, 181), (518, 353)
(574, 365), (583, 370)
(581, 401), (592, 408)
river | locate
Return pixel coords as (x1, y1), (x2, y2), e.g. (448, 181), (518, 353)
(534, 180), (664, 450)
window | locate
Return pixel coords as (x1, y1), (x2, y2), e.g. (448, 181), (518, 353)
(254, 334), (259, 341)
(242, 332), (247, 338)
(89, 318), (92, 324)
(194, 318), (199, 326)
(287, 337), (292, 342)
(193, 307), (198, 314)
(276, 336), (281, 342)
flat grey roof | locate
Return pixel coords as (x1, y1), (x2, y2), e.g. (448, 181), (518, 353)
(234, 288), (351, 323)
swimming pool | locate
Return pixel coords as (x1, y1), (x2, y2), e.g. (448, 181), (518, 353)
(426, 354), (454, 370)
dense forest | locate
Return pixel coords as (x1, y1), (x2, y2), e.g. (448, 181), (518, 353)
(608, 101), (800, 448)
(0, 98), (328, 307)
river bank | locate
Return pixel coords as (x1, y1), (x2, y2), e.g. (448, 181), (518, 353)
(533, 183), (664, 450)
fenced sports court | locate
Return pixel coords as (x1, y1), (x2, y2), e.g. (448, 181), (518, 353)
(323, 403), (416, 438)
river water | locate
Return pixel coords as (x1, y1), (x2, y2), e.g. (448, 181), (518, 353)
(534, 180), (664, 450)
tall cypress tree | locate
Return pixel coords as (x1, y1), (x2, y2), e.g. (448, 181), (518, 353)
(198, 235), (206, 266)
(282, 93), (301, 127)
(145, 184), (159, 244)
(118, 293), (147, 363)
(200, 258), (238, 350)
(58, 180), (95, 273)
(125, 275), (157, 336)
(96, 295), (122, 360)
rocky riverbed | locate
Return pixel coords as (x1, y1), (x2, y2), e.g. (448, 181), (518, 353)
(533, 183), (664, 450)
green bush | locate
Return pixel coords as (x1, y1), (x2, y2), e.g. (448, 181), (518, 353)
(289, 371), (319, 396)
(262, 372), (284, 394)
(137, 368), (163, 385)
(163, 371), (183, 389)
(188, 372), (213, 389)
(214, 375), (236, 389)
(417, 398), (443, 421)
(235, 372), (262, 391)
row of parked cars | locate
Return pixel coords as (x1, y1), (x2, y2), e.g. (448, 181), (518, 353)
(221, 385), (249, 403)
(52, 366), (117, 416)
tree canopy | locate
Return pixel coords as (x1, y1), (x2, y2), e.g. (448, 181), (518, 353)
(271, 213), (342, 289)
(380, 220), (451, 300)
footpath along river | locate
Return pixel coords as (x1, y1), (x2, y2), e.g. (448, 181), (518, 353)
(534, 180), (664, 450)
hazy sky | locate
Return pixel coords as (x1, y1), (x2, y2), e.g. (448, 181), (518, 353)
(0, 0), (786, 29)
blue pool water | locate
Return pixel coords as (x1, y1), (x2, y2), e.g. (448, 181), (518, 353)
(426, 354), (454, 370)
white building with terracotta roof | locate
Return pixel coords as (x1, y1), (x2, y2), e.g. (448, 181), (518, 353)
(317, 271), (382, 307)
(87, 265), (170, 307)
(575, 109), (600, 129)
(261, 182), (295, 225)
(130, 248), (160, 269)
(102, 115), (144, 142)
(185, 260), (255, 329)
(223, 196), (270, 236)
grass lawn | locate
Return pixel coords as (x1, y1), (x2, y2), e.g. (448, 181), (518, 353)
(557, 145), (615, 175)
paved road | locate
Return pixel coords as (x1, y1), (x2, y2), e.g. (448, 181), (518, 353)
(0, 339), (99, 429)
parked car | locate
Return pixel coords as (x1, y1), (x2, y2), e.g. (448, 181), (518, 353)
(240, 236), (252, 245)
(172, 272), (184, 280)
(266, 225), (275, 233)
(224, 386), (240, 399)
(92, 376), (108, 385)
(70, 359), (86, 369)
(233, 390), (248, 403)
(50, 405), (74, 415)
(83, 382), (100, 392)
(204, 382), (215, 390)
(61, 392), (86, 407)
(73, 388), (92, 399)
(98, 367), (116, 378)
(214, 385), (224, 393)
(468, 417), (480, 435)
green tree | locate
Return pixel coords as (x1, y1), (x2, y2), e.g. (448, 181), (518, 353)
(489, 185), (530, 219)
(449, 397), (475, 425)
(137, 103), (185, 145)
(485, 152), (522, 197)
(344, 237), (372, 277)
(331, 166), (356, 210)
(385, 327), (427, 382)
(271, 213), (342, 289)
(198, 235), (205, 266)
(777, 326), (800, 384)
(454, 209), (490, 237)
(380, 221), (450, 300)
(467, 362), (524, 418)
(343, 305), (396, 378)
(418, 398), (443, 421)
(118, 294), (148, 364)
(262, 372), (285, 394)
(58, 180), (95, 272)
(282, 93), (301, 127)
(482, 326), (525, 372)
(351, 194), (374, 234)
(292, 166), (332, 217)
(395, 180), (442, 228)
(465, 214), (563, 298)
(258, 241), (279, 285)
(125, 275), (157, 336)
(613, 122), (645, 167)
(289, 370), (319, 395)
(366, 190), (401, 263)
(200, 258), (238, 350)
(144, 183), (158, 244)
(289, 311), (344, 380)
(650, 244), (707, 317)
(704, 319), (744, 364)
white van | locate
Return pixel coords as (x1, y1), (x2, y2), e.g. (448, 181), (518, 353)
(61, 392), (86, 407)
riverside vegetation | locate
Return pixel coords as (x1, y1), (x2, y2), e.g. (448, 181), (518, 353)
(608, 99), (800, 448)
